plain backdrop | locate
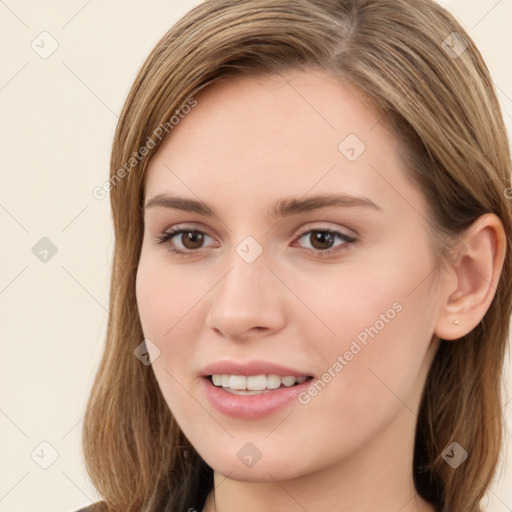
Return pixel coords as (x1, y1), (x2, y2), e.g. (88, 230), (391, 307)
(0, 1), (511, 511)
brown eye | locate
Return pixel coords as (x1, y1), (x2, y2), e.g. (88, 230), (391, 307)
(308, 231), (336, 250)
(295, 228), (356, 255)
(180, 231), (206, 250)
(154, 228), (217, 256)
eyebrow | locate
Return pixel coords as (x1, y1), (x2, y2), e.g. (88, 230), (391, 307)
(143, 193), (382, 217)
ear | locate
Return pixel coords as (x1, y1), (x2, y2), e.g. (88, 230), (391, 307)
(434, 213), (507, 340)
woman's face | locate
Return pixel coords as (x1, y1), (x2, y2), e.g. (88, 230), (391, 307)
(136, 69), (444, 481)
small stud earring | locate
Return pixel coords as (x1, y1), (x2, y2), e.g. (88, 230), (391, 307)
(453, 319), (460, 325)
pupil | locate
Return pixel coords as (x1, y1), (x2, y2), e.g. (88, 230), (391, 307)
(311, 231), (333, 250)
(183, 231), (204, 249)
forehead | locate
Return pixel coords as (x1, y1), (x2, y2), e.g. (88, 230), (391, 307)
(144, 69), (423, 220)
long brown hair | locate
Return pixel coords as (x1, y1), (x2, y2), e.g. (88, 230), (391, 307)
(82, 1), (512, 511)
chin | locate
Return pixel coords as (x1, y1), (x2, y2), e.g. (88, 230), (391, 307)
(197, 443), (315, 482)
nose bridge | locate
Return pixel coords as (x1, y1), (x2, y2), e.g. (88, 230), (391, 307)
(205, 236), (284, 338)
(216, 240), (269, 310)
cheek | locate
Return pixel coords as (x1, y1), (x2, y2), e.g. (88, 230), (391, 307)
(293, 238), (435, 341)
(135, 248), (220, 408)
(135, 253), (204, 412)
(291, 240), (438, 407)
(136, 256), (170, 339)
(136, 248), (211, 340)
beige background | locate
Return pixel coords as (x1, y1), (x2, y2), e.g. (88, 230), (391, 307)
(0, 1), (511, 511)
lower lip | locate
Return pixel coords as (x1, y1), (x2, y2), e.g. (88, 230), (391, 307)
(202, 377), (313, 419)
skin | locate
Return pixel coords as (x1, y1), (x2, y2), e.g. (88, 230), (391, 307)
(136, 68), (505, 512)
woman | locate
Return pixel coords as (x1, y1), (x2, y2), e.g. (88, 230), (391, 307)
(78, 1), (512, 511)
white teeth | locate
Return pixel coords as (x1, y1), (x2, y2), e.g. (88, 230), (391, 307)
(266, 374), (282, 390)
(229, 375), (246, 389)
(210, 374), (309, 391)
(281, 376), (297, 387)
(247, 375), (267, 390)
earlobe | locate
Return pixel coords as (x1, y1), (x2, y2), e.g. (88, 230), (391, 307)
(434, 213), (506, 341)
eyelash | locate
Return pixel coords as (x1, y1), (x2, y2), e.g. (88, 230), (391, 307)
(153, 226), (357, 258)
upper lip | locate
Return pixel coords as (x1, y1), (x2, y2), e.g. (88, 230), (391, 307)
(200, 359), (312, 378)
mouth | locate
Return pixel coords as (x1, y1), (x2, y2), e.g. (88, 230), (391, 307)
(207, 374), (314, 395)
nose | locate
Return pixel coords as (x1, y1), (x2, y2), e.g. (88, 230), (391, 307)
(205, 249), (287, 341)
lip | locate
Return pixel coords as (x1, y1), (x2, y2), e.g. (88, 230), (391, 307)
(200, 359), (311, 378)
(201, 375), (313, 419)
